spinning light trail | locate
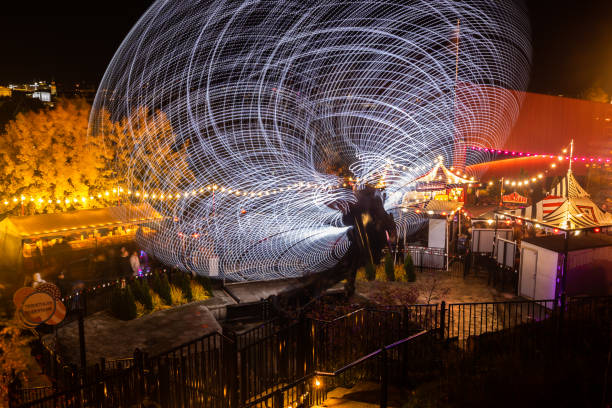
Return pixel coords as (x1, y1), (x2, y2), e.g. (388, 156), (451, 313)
(90, 0), (531, 280)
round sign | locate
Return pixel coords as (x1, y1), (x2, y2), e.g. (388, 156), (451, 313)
(13, 287), (35, 308)
(20, 291), (56, 325)
(46, 301), (66, 326)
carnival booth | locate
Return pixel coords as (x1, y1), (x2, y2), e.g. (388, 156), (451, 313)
(468, 208), (513, 255)
(498, 170), (612, 299)
(402, 158), (474, 269)
(0, 203), (163, 283)
(520, 234), (612, 299)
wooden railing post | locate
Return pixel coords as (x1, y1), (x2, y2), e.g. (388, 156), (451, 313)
(439, 301), (446, 340)
(380, 347), (388, 408)
(158, 356), (170, 407)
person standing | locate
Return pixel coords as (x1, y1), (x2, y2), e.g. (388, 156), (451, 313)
(32, 272), (46, 288)
(463, 247), (472, 278)
(119, 247), (132, 277)
(130, 251), (141, 276)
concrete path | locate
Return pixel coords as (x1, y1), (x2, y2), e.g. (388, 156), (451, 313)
(315, 382), (404, 407)
(224, 278), (298, 302)
(43, 301), (222, 365)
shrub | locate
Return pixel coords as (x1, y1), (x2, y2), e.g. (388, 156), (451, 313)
(194, 275), (213, 296)
(177, 273), (193, 302)
(170, 285), (187, 305)
(157, 274), (172, 305)
(151, 272), (162, 294)
(131, 279), (153, 310)
(384, 253), (395, 281)
(190, 281), (210, 301)
(404, 253), (416, 282)
(151, 291), (171, 311)
(151, 272), (172, 305)
(130, 280), (143, 304)
(365, 262), (376, 281)
(110, 286), (137, 320)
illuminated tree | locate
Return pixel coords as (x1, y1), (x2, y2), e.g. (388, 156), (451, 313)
(0, 99), (190, 214)
(0, 98), (113, 214)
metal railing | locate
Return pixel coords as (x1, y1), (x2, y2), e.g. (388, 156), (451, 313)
(15, 295), (612, 408)
(315, 330), (434, 408)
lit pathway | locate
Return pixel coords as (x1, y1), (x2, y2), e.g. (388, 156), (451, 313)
(314, 382), (404, 407)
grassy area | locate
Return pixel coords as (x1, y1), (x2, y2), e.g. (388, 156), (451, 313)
(134, 281), (212, 319)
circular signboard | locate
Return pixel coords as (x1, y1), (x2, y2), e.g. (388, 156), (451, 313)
(20, 291), (56, 325)
(13, 286), (35, 308)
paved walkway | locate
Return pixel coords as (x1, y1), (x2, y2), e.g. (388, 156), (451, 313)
(356, 268), (518, 306)
(315, 382), (404, 407)
(224, 279), (298, 302)
(43, 300), (222, 365)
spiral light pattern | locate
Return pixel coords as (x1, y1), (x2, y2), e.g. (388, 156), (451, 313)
(90, 0), (531, 280)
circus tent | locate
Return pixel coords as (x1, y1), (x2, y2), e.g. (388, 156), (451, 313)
(498, 170), (612, 231)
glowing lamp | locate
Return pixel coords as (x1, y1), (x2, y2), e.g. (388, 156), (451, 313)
(593, 228), (600, 233)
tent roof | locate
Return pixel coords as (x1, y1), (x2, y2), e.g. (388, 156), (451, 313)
(523, 234), (612, 253)
(423, 200), (463, 214)
(406, 199), (463, 216)
(414, 160), (475, 185)
(497, 171), (612, 231)
(0, 203), (163, 239)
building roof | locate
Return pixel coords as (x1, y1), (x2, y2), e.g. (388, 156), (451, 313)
(522, 234), (612, 253)
(0, 203), (163, 239)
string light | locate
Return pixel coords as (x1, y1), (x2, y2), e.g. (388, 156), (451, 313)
(471, 146), (611, 163)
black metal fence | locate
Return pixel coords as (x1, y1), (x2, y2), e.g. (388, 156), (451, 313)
(15, 295), (612, 408)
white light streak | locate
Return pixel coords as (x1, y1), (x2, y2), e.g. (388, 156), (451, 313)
(90, 0), (530, 280)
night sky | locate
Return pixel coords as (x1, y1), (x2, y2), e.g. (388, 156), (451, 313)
(1, 0), (611, 98)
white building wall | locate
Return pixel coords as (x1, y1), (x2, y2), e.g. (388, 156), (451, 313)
(519, 241), (559, 300)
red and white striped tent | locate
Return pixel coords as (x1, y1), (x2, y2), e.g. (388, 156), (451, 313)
(498, 171), (612, 231)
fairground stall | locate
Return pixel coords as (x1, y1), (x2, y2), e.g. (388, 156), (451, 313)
(0, 203), (163, 284)
(400, 158), (474, 269)
(497, 170), (612, 299)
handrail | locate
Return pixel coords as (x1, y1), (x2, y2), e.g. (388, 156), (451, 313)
(309, 305), (435, 325)
(150, 330), (234, 359)
(447, 299), (555, 307)
(243, 374), (314, 407)
(315, 330), (428, 377)
(308, 307), (366, 324)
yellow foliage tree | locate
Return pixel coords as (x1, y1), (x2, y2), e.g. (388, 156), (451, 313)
(0, 98), (114, 214)
(0, 99), (193, 215)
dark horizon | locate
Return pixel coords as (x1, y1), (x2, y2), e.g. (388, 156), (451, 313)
(0, 0), (611, 98)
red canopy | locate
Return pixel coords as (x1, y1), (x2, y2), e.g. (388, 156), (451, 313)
(502, 191), (527, 204)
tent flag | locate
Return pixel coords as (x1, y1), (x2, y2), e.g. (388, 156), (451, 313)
(502, 191), (527, 204)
